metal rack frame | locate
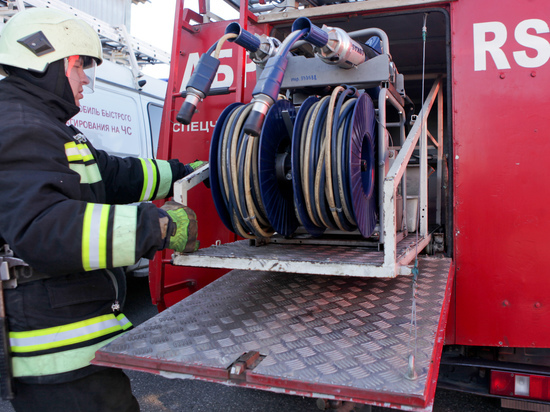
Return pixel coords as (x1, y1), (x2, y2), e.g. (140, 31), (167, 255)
(172, 76), (443, 278)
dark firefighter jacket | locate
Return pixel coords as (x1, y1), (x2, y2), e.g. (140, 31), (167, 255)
(0, 73), (192, 384)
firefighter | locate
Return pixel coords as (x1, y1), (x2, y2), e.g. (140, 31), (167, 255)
(0, 8), (202, 412)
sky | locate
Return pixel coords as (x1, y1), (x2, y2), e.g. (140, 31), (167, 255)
(131, 0), (238, 78)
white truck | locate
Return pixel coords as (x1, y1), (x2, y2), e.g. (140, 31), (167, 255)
(68, 59), (166, 160)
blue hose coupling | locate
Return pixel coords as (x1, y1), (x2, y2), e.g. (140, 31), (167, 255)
(292, 17), (328, 47)
(225, 23), (261, 52)
(364, 36), (382, 59)
(177, 53), (220, 125)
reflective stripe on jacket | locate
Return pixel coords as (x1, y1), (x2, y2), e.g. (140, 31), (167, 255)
(10, 314), (132, 378)
(64, 141), (175, 202)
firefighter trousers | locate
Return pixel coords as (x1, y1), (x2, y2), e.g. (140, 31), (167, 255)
(10, 367), (140, 412)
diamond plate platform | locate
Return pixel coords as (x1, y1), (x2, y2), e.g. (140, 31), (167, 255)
(94, 257), (453, 411)
(172, 234), (431, 278)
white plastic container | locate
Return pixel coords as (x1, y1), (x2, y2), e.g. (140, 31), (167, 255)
(407, 196), (419, 232)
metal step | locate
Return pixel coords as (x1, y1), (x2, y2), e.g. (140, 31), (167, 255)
(171, 234), (431, 278)
(94, 256), (453, 411)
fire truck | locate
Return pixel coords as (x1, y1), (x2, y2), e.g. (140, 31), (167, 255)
(93, 0), (550, 410)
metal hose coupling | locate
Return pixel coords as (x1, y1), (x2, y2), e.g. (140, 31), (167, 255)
(293, 17), (366, 69)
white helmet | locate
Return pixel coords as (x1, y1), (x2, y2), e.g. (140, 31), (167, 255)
(0, 8), (103, 76)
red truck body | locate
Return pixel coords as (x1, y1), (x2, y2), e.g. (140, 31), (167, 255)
(450, 0), (550, 349)
(155, 0), (550, 347)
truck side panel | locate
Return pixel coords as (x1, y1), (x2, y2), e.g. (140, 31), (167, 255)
(152, 11), (259, 308)
(70, 83), (150, 158)
(451, 0), (550, 347)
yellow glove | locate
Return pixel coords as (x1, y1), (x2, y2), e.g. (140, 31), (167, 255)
(160, 201), (199, 253)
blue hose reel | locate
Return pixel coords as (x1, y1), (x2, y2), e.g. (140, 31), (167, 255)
(209, 20), (379, 240)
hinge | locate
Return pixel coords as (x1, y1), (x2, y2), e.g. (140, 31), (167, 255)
(228, 351), (264, 379)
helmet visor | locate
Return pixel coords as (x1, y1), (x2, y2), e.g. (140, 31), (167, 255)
(82, 56), (96, 93)
(81, 56), (97, 93)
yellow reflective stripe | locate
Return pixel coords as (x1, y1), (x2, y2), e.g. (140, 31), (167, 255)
(98, 205), (109, 269)
(82, 204), (92, 271)
(77, 143), (94, 162)
(10, 314), (132, 353)
(112, 205), (137, 267)
(68, 163), (102, 184)
(65, 142), (94, 163)
(139, 159), (149, 200)
(65, 142), (81, 161)
(116, 314), (132, 329)
(12, 335), (121, 378)
(155, 160), (173, 200)
(82, 204), (109, 271)
(139, 158), (158, 201)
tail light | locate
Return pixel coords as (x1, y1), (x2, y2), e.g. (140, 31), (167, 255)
(491, 370), (550, 401)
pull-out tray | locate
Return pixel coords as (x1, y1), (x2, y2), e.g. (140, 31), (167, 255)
(172, 235), (431, 278)
(94, 257), (453, 411)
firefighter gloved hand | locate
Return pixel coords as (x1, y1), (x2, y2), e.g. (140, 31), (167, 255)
(188, 160), (210, 189)
(189, 160), (207, 171)
(169, 159), (207, 180)
(158, 201), (199, 253)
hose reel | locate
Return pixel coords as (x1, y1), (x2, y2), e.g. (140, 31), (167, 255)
(187, 18), (402, 241)
(209, 85), (377, 239)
